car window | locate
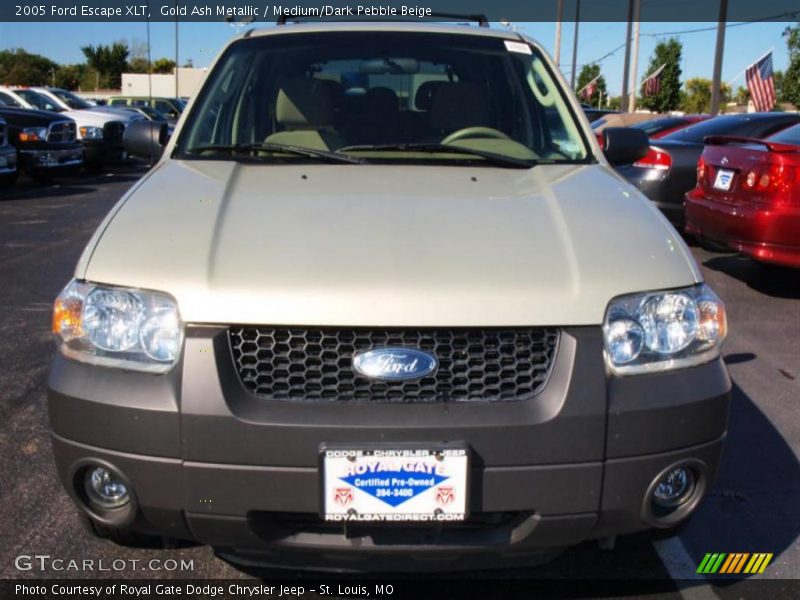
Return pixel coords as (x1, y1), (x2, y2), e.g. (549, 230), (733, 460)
(0, 92), (23, 108)
(50, 89), (92, 110)
(15, 89), (62, 112)
(109, 98), (128, 106)
(177, 32), (590, 164)
(767, 123), (800, 145)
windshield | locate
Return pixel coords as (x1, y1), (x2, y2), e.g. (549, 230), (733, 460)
(15, 89), (63, 112)
(176, 32), (589, 165)
(50, 89), (92, 110)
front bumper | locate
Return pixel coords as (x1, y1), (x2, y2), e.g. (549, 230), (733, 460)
(19, 145), (83, 172)
(685, 189), (800, 268)
(0, 146), (17, 174)
(47, 326), (731, 570)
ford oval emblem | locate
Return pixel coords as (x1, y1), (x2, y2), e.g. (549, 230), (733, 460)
(353, 348), (438, 381)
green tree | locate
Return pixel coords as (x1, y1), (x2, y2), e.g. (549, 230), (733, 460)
(152, 58), (176, 74)
(682, 78), (731, 113)
(576, 64), (607, 106)
(607, 95), (622, 110)
(0, 49), (57, 85)
(54, 64), (86, 90)
(81, 42), (129, 88)
(734, 86), (750, 106)
(639, 38), (683, 112)
(127, 57), (150, 74)
(781, 23), (800, 107)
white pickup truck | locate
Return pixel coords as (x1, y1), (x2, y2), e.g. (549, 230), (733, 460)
(0, 86), (141, 170)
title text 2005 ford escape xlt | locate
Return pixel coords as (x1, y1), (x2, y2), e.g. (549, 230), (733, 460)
(48, 22), (730, 571)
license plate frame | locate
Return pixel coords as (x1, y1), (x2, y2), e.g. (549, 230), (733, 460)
(320, 443), (470, 523)
(713, 168), (735, 191)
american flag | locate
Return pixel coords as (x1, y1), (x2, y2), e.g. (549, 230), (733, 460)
(746, 51), (776, 112)
(579, 76), (599, 101)
(642, 64), (666, 97)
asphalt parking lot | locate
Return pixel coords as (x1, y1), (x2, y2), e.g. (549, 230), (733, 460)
(0, 165), (797, 596)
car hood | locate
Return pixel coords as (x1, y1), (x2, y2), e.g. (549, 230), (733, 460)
(66, 108), (135, 125)
(80, 160), (701, 326)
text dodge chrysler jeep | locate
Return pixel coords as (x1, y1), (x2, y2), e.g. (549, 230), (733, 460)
(48, 21), (731, 571)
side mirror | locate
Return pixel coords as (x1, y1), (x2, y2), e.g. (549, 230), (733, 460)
(124, 120), (169, 162)
(602, 127), (649, 166)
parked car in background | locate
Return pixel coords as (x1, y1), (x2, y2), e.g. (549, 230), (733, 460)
(116, 105), (176, 136)
(0, 106), (82, 179)
(583, 107), (620, 123)
(107, 96), (186, 121)
(632, 115), (711, 140)
(1, 86), (138, 170)
(685, 123), (800, 268)
(0, 116), (19, 185)
(615, 113), (800, 226)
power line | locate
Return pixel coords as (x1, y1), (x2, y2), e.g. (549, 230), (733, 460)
(563, 9), (799, 70)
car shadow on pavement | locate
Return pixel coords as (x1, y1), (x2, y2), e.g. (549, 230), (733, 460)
(0, 184), (99, 201)
(703, 255), (800, 299)
(678, 381), (800, 586)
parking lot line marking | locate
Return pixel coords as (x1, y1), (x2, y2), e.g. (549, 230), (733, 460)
(652, 538), (718, 600)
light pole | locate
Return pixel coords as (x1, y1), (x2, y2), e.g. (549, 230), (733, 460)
(570, 0), (581, 89)
(710, 0), (728, 115)
(627, 0), (641, 112)
(620, 0), (635, 109)
(554, 0), (564, 67)
(175, 1), (180, 98)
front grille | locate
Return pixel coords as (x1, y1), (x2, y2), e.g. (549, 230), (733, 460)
(229, 327), (559, 403)
(46, 121), (76, 143)
(0, 122), (6, 146)
(103, 121), (125, 143)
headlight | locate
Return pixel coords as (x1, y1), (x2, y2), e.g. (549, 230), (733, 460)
(18, 127), (48, 142)
(53, 280), (183, 373)
(604, 284), (726, 375)
(79, 126), (103, 140)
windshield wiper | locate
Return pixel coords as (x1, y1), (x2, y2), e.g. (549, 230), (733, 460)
(338, 143), (537, 169)
(185, 142), (364, 164)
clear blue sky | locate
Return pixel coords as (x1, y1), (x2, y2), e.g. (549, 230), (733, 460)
(0, 20), (791, 95)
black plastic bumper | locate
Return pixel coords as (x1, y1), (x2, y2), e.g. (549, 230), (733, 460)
(19, 144), (83, 173)
(47, 325), (731, 569)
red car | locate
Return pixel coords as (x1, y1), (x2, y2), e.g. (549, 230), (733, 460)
(685, 123), (800, 268)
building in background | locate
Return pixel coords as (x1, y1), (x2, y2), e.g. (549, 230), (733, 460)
(121, 67), (207, 99)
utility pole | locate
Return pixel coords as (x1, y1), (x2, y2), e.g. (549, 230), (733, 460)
(627, 0), (641, 112)
(620, 0), (635, 109)
(553, 0), (564, 66)
(710, 0), (728, 115)
(570, 0), (581, 89)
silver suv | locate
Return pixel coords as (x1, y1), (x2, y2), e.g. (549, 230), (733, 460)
(48, 22), (730, 571)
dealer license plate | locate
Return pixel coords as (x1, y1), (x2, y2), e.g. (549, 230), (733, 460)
(322, 446), (468, 522)
(713, 168), (735, 191)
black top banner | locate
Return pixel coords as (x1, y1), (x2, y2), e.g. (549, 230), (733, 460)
(5, 0), (800, 23)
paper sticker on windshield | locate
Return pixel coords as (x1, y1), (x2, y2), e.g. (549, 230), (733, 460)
(505, 41), (532, 55)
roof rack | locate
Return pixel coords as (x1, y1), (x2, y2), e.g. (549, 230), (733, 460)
(276, 13), (490, 27)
